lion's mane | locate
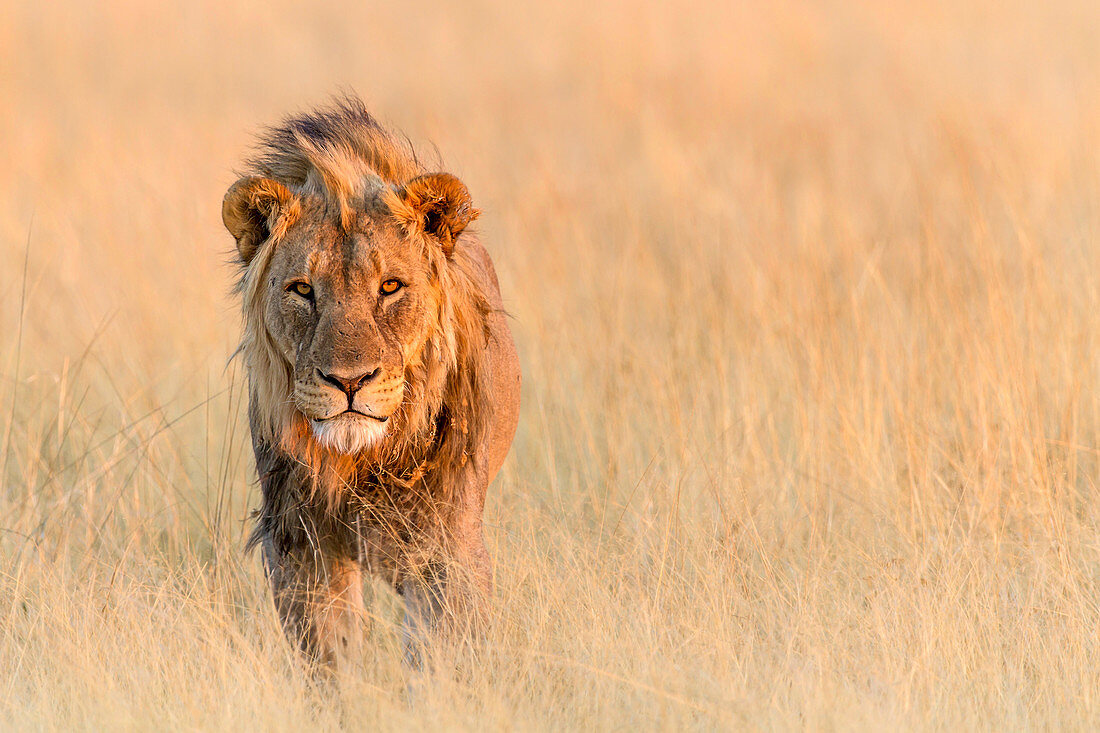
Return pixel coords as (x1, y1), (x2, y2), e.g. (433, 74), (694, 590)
(235, 97), (495, 549)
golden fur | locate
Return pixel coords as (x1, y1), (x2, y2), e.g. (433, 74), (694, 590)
(232, 99), (490, 497)
(222, 96), (521, 668)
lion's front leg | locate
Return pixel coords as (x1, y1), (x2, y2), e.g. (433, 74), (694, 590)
(263, 542), (367, 671)
(400, 522), (492, 671)
(400, 563), (446, 671)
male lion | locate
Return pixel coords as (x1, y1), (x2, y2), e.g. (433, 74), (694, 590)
(222, 97), (520, 669)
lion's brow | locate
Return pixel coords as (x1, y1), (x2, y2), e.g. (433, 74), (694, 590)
(338, 236), (383, 279)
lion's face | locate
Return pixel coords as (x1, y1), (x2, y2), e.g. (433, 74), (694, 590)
(224, 173), (478, 455)
(262, 201), (435, 453)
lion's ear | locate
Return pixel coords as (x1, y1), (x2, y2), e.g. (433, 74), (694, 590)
(387, 173), (480, 257)
(222, 176), (298, 265)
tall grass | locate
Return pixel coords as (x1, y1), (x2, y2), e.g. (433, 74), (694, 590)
(3, 0), (1100, 728)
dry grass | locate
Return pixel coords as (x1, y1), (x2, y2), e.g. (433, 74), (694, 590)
(3, 0), (1100, 729)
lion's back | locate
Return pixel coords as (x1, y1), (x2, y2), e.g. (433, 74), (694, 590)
(467, 241), (521, 485)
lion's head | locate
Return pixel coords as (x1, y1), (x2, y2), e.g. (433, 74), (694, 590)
(223, 99), (487, 463)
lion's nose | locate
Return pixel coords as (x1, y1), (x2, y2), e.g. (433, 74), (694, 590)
(317, 367), (381, 399)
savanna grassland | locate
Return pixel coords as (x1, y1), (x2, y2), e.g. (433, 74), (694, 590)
(3, 0), (1100, 729)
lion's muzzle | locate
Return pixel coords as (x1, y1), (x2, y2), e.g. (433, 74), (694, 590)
(293, 363), (406, 454)
(316, 366), (380, 407)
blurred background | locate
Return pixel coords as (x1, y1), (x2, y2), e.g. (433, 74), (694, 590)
(3, 0), (1100, 728)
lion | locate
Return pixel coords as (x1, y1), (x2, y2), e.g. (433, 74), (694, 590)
(221, 96), (521, 670)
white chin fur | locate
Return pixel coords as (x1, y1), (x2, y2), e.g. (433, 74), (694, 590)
(310, 414), (389, 454)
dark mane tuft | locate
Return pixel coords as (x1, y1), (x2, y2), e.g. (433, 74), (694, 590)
(245, 95), (428, 226)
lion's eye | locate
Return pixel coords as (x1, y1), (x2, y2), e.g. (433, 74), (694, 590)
(288, 281), (313, 299)
(380, 279), (404, 295)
